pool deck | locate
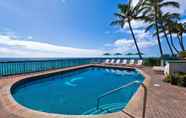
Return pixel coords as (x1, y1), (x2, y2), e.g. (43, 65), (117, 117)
(0, 64), (186, 118)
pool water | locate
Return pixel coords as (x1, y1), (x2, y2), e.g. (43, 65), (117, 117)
(12, 67), (144, 115)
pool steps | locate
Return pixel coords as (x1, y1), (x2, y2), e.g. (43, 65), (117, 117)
(82, 103), (124, 115)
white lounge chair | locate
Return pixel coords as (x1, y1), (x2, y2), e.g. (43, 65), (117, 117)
(104, 59), (110, 64)
(115, 59), (121, 65)
(129, 59), (135, 65)
(122, 59), (128, 65)
(152, 66), (165, 73)
(110, 59), (115, 64)
(136, 60), (143, 66)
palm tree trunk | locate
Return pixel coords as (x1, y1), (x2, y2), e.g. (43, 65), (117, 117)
(180, 34), (185, 51)
(128, 20), (142, 59)
(153, 5), (163, 58)
(169, 32), (179, 53)
(155, 17), (163, 57)
(160, 23), (174, 55)
(177, 34), (185, 51)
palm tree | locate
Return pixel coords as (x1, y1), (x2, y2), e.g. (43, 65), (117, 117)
(142, 0), (180, 57)
(144, 13), (175, 56)
(159, 13), (174, 56)
(163, 13), (180, 54)
(175, 22), (186, 51)
(158, 12), (181, 55)
(111, 0), (144, 59)
(169, 22), (180, 53)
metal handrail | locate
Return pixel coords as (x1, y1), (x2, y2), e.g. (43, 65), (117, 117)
(96, 80), (147, 118)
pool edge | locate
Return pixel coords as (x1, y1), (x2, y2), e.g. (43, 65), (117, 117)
(0, 64), (151, 118)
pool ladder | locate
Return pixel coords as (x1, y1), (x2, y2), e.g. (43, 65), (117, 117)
(96, 81), (147, 118)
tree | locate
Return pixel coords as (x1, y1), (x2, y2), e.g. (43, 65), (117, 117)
(142, 0), (180, 57)
(111, 0), (144, 59)
(163, 12), (180, 54)
(175, 22), (186, 51)
(159, 13), (174, 56)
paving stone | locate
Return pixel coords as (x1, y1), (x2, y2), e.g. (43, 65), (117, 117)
(0, 65), (186, 118)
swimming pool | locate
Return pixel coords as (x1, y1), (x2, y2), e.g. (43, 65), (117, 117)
(11, 67), (144, 115)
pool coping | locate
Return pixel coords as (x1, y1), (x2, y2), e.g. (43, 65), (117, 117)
(0, 64), (151, 118)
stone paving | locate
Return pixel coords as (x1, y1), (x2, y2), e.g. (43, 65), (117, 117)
(0, 65), (186, 118)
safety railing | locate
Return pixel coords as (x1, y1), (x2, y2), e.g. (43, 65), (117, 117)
(96, 80), (147, 118)
(0, 58), (104, 77)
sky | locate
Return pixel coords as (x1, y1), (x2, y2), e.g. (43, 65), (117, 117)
(0, 0), (186, 58)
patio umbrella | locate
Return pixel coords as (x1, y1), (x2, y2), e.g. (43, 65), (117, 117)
(125, 53), (134, 59)
(114, 53), (122, 57)
(134, 52), (144, 56)
(125, 52), (144, 59)
(103, 53), (111, 56)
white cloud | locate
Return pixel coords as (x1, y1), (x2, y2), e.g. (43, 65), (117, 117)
(125, 20), (148, 29)
(114, 21), (148, 34)
(180, 18), (186, 23)
(0, 35), (103, 58)
(163, 0), (186, 15)
(106, 29), (157, 53)
(132, 0), (186, 15)
(112, 38), (157, 53)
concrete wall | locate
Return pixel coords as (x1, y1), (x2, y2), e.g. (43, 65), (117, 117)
(164, 60), (186, 76)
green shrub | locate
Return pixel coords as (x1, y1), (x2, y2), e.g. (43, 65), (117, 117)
(178, 51), (186, 59)
(175, 73), (186, 87)
(165, 73), (186, 87)
(164, 75), (172, 83)
(143, 58), (161, 66)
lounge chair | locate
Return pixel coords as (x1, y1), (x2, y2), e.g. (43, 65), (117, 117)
(129, 59), (135, 65)
(136, 60), (143, 66)
(115, 59), (121, 65)
(110, 59), (115, 64)
(104, 59), (110, 64)
(152, 66), (165, 73)
(122, 59), (128, 65)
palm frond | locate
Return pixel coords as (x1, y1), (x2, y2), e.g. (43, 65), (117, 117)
(118, 3), (128, 14)
(128, 0), (133, 8)
(145, 23), (155, 32)
(132, 0), (144, 14)
(110, 20), (125, 28)
(160, 1), (180, 8)
(114, 13), (126, 19)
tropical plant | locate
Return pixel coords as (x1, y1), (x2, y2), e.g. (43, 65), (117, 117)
(158, 12), (181, 55)
(142, 0), (180, 57)
(178, 51), (186, 59)
(175, 22), (186, 51)
(159, 13), (174, 55)
(111, 0), (144, 59)
(146, 13), (175, 56)
(165, 72), (186, 87)
(163, 13), (181, 53)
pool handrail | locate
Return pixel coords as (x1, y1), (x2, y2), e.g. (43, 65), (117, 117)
(96, 80), (147, 118)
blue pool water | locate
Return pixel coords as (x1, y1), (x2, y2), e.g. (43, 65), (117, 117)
(12, 67), (144, 115)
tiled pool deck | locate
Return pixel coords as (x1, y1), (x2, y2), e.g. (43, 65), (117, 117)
(0, 64), (186, 118)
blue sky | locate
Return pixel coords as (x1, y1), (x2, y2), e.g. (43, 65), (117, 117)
(0, 0), (186, 57)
